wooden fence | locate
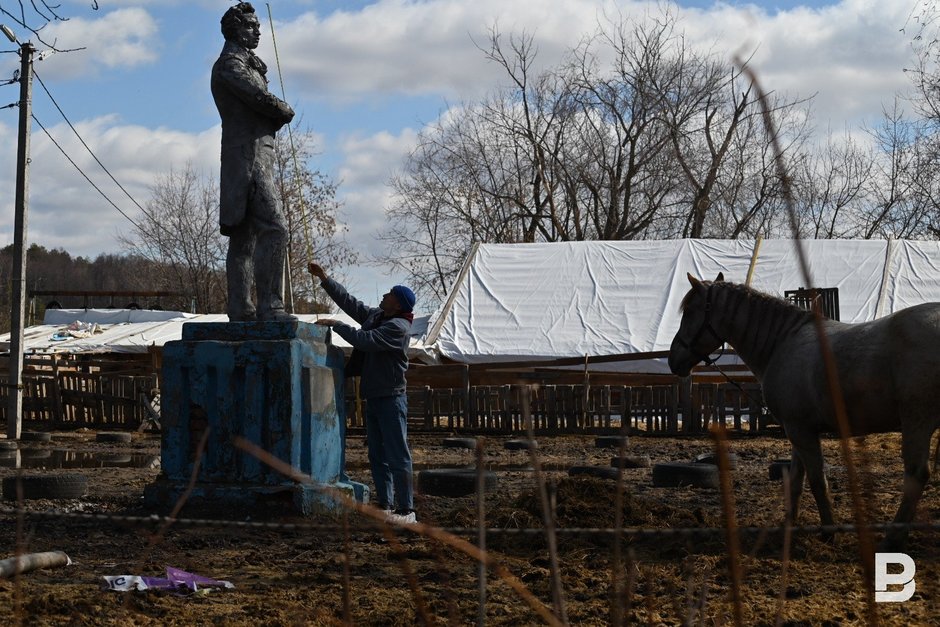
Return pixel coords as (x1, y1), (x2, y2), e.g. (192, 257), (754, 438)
(427, 382), (765, 434)
(347, 379), (770, 435)
(2, 353), (771, 436)
(0, 353), (159, 431)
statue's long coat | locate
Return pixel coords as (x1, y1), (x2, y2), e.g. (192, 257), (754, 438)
(210, 40), (292, 235)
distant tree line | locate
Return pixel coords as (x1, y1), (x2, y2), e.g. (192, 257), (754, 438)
(0, 244), (172, 333)
(380, 7), (940, 304)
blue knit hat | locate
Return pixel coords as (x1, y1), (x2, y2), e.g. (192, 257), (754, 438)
(391, 285), (416, 312)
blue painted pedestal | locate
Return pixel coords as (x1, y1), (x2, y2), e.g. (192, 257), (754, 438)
(144, 321), (368, 515)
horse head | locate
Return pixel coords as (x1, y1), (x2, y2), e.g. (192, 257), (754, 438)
(668, 272), (725, 377)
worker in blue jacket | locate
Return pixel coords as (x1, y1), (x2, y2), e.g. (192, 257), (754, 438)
(308, 262), (417, 524)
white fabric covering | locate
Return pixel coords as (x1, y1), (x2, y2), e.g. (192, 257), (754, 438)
(429, 239), (940, 372)
(1, 311), (430, 358)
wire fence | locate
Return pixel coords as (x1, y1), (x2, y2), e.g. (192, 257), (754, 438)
(3, 503), (940, 539)
(3, 426), (940, 626)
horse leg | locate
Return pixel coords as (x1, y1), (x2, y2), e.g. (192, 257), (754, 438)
(883, 426), (932, 551)
(785, 447), (806, 523)
(792, 435), (834, 537)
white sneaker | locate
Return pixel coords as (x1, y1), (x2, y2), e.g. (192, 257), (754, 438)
(386, 510), (417, 525)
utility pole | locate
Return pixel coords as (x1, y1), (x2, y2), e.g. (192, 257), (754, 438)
(7, 38), (34, 440)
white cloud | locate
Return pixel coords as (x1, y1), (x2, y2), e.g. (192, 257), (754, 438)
(265, 0), (913, 131)
(677, 0), (914, 126)
(338, 128), (418, 188)
(0, 115), (219, 256)
(336, 128), (417, 235)
(267, 0), (630, 102)
(25, 8), (159, 78)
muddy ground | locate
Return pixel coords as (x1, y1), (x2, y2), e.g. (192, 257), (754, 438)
(0, 429), (939, 626)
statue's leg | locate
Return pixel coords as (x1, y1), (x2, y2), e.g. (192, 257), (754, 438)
(251, 154), (293, 321)
(226, 224), (257, 321)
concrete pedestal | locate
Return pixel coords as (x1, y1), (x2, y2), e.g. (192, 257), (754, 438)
(144, 321), (367, 515)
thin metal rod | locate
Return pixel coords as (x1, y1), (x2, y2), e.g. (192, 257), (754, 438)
(476, 438), (486, 627)
(265, 4), (315, 269)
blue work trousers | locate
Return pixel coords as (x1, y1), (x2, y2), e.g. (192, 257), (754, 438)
(365, 394), (413, 511)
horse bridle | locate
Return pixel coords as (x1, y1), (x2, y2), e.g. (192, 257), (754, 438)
(675, 285), (725, 367)
(675, 283), (767, 420)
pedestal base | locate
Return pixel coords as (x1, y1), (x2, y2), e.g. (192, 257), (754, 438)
(145, 477), (369, 516)
(144, 321), (366, 516)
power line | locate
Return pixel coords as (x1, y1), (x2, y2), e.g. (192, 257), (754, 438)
(31, 113), (146, 233)
(32, 69), (147, 214)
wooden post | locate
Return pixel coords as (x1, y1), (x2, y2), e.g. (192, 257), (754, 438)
(690, 381), (701, 433)
(423, 385), (432, 429)
(620, 386), (631, 434)
(461, 365), (471, 430)
(668, 383), (678, 433)
(499, 385), (510, 432)
(581, 354), (589, 430)
(745, 234), (763, 287)
(6, 42), (34, 441)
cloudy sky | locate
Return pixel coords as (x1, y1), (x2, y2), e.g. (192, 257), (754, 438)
(0, 0), (924, 309)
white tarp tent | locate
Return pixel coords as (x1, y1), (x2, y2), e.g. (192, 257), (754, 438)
(425, 239), (940, 373)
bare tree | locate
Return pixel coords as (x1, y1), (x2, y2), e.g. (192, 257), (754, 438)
(0, 1), (96, 50)
(854, 100), (940, 239)
(902, 1), (940, 128)
(272, 123), (358, 313)
(118, 164), (227, 313)
(887, 3), (940, 239)
(785, 130), (873, 239)
(382, 9), (813, 304)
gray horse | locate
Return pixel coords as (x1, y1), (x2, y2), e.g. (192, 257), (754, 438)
(669, 272), (940, 549)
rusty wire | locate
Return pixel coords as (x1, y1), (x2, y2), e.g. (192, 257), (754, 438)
(1, 503), (937, 539)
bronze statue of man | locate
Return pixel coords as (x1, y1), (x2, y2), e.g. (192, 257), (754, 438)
(212, 2), (295, 322)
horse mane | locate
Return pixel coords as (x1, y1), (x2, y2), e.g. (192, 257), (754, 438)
(681, 280), (815, 324)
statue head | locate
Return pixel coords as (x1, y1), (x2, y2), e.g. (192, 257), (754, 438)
(221, 2), (260, 48)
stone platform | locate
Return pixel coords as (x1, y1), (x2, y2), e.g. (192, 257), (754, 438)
(144, 320), (367, 515)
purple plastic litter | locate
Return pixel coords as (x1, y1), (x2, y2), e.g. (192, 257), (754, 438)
(103, 567), (233, 593)
(166, 566), (234, 590)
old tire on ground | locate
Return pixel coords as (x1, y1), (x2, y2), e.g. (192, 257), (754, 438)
(19, 448), (51, 459)
(100, 453), (133, 465)
(504, 439), (537, 451)
(769, 459), (790, 480)
(3, 473), (88, 500)
(568, 465), (622, 480)
(693, 452), (739, 470)
(0, 440), (17, 451)
(19, 431), (51, 442)
(652, 462), (720, 489)
(416, 469), (497, 497)
(96, 432), (132, 444)
(594, 435), (630, 449)
(441, 437), (477, 450)
(610, 455), (651, 469)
